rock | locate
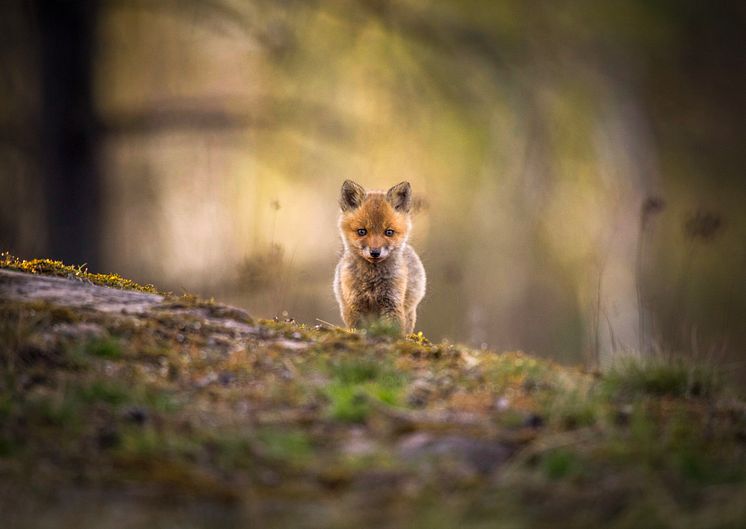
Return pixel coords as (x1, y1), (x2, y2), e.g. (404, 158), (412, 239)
(397, 433), (512, 476)
(406, 379), (434, 407)
(273, 339), (309, 351)
(51, 322), (108, 341)
(219, 372), (237, 386)
(341, 427), (378, 456)
(97, 426), (120, 449)
(123, 407), (149, 425)
(0, 269), (163, 314)
(523, 413), (545, 429)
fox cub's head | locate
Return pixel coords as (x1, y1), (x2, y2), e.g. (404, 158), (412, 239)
(338, 180), (413, 264)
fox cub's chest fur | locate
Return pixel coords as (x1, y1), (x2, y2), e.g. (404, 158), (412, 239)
(333, 180), (426, 334)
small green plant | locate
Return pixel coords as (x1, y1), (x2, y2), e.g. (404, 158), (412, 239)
(364, 318), (402, 338)
(326, 384), (370, 422)
(27, 394), (80, 428)
(325, 357), (405, 422)
(210, 436), (254, 471)
(0, 436), (18, 457)
(410, 331), (430, 345)
(256, 428), (312, 465)
(77, 381), (131, 406)
(116, 427), (200, 462)
(542, 449), (581, 480)
(602, 356), (720, 400)
(482, 353), (551, 392)
(143, 390), (180, 413)
(330, 357), (382, 384)
(545, 390), (600, 430)
(85, 337), (122, 359)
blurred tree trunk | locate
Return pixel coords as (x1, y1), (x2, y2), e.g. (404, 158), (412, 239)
(36, 0), (101, 269)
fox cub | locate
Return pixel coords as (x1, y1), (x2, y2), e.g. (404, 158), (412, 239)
(333, 180), (426, 334)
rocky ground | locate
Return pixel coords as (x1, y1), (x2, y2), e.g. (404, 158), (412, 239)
(1, 255), (745, 529)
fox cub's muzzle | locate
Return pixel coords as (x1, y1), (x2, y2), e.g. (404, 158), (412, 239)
(364, 245), (390, 263)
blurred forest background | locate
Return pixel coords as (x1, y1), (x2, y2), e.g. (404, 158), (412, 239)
(0, 0), (744, 369)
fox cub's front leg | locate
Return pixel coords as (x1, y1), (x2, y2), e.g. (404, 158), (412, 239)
(379, 305), (407, 332)
(342, 304), (406, 331)
(341, 305), (361, 330)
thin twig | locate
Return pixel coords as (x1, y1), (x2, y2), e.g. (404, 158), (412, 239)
(315, 318), (345, 330)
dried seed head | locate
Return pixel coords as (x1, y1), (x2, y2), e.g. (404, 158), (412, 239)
(641, 196), (666, 227)
(684, 210), (724, 242)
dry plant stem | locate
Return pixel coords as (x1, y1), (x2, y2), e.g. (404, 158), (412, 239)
(591, 258), (604, 370)
(670, 240), (697, 351)
(635, 216), (647, 356)
(315, 318), (345, 331)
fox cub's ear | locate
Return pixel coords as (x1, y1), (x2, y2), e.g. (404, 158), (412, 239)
(386, 181), (412, 212)
(340, 180), (366, 211)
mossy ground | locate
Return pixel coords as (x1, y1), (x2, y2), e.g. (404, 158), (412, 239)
(0, 252), (160, 294)
(1, 256), (745, 529)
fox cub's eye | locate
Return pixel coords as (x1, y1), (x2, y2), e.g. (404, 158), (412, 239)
(357, 228), (367, 236)
(384, 229), (395, 237)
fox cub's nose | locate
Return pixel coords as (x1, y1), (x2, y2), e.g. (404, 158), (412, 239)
(369, 248), (382, 258)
